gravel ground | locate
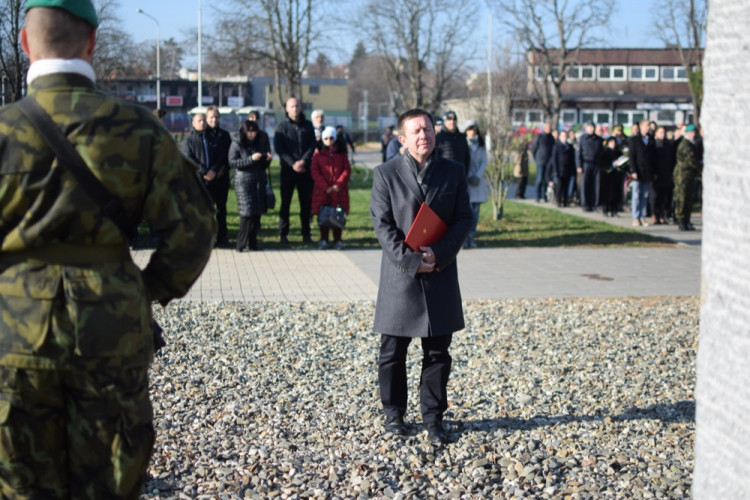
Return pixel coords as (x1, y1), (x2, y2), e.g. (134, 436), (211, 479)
(145, 297), (698, 499)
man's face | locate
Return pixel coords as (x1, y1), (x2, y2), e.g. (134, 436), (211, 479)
(206, 110), (219, 128)
(655, 128), (666, 140)
(559, 131), (568, 143)
(312, 113), (324, 128)
(399, 114), (435, 160)
(192, 114), (206, 132)
(443, 115), (457, 132)
(286, 98), (300, 119)
(543, 123), (551, 134)
(585, 124), (595, 135)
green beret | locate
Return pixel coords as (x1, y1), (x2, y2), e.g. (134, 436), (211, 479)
(25, 0), (99, 28)
(684, 124), (696, 133)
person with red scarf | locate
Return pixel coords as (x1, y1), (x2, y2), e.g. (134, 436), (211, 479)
(311, 126), (351, 249)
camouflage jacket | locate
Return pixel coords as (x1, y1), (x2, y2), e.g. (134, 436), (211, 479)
(0, 73), (217, 369)
(674, 138), (700, 183)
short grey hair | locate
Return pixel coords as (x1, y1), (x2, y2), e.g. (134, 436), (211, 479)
(311, 109), (324, 119)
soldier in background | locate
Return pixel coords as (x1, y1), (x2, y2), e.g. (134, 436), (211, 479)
(674, 124), (700, 231)
(0, 0), (216, 496)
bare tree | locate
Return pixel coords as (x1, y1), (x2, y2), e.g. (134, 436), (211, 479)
(357, 0), (476, 116)
(653, 0), (707, 125)
(209, 0), (323, 109)
(0, 0), (26, 103)
(492, 0), (614, 125)
(464, 47), (526, 220)
(93, 0), (140, 80)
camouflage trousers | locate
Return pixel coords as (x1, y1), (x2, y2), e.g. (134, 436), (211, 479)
(673, 176), (696, 224)
(0, 363), (154, 499)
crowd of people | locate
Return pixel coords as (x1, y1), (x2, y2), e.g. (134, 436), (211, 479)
(524, 120), (703, 231)
(182, 98), (356, 251)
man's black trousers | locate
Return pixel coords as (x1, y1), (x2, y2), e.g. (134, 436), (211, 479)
(205, 175), (229, 243)
(278, 172), (313, 239)
(378, 333), (453, 424)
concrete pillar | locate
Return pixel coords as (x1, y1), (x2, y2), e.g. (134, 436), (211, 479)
(694, 1), (750, 498)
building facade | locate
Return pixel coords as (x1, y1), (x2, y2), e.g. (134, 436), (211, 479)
(515, 48), (700, 130)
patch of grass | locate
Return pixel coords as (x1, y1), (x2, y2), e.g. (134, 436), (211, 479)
(133, 160), (671, 249)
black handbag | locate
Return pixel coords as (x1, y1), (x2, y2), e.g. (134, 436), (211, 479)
(318, 205), (346, 229)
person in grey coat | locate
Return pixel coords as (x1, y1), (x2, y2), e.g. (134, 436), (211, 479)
(370, 108), (472, 445)
(229, 120), (272, 251)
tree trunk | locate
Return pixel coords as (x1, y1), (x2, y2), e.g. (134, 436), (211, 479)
(694, 2), (750, 498)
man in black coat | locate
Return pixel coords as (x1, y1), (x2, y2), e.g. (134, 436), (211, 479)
(274, 97), (316, 243)
(182, 111), (229, 246)
(576, 122), (603, 211)
(628, 120), (655, 226)
(370, 108), (472, 445)
(206, 106), (232, 247)
(435, 110), (470, 174)
(531, 122), (555, 202)
(650, 126), (676, 224)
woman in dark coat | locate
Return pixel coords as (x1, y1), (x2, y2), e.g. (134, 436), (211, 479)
(229, 120), (272, 251)
(550, 130), (576, 207)
(311, 126), (351, 249)
(598, 137), (624, 217)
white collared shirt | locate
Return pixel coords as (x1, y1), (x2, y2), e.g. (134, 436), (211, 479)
(26, 58), (96, 86)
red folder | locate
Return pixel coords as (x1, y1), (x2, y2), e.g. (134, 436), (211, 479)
(405, 202), (448, 252)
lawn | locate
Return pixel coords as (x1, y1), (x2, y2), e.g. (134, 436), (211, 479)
(134, 161), (671, 249)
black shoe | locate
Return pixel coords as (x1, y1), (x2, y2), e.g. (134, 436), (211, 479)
(425, 421), (448, 445)
(687, 223), (696, 231)
(678, 223), (689, 231)
(280, 235), (289, 244)
(302, 236), (314, 244)
(384, 416), (408, 437)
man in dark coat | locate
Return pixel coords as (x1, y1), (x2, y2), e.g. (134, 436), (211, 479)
(628, 120), (655, 226)
(206, 106), (232, 247)
(274, 97), (316, 243)
(650, 126), (676, 224)
(370, 108), (472, 445)
(183, 111), (229, 246)
(435, 110), (470, 174)
(576, 122), (604, 211)
(550, 130), (576, 207)
(531, 122), (555, 202)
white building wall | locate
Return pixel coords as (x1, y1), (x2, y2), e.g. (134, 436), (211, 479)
(694, 1), (750, 498)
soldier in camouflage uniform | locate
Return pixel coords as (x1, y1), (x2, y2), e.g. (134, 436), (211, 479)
(0, 1), (217, 497)
(673, 124), (700, 231)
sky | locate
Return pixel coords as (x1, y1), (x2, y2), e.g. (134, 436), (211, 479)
(120, 0), (664, 69)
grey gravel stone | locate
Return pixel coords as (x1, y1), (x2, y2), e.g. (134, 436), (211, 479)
(142, 297), (697, 498)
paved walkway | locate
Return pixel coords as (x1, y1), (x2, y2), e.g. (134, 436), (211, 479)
(131, 150), (700, 302)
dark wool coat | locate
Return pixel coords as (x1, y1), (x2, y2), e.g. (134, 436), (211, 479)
(531, 131), (556, 168)
(370, 154), (472, 337)
(229, 138), (270, 217)
(652, 139), (677, 188)
(551, 141), (577, 180)
(273, 113), (316, 180)
(628, 133), (656, 181)
(311, 147), (351, 214)
(435, 129), (471, 171)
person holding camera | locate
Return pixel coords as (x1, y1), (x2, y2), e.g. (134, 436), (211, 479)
(464, 121), (489, 248)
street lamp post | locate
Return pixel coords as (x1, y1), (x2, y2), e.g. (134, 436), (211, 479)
(136, 8), (161, 110)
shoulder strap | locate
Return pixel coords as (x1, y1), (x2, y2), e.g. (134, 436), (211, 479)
(17, 97), (131, 238)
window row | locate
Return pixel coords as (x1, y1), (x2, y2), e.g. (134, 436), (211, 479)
(512, 108), (691, 127)
(534, 65), (689, 82)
